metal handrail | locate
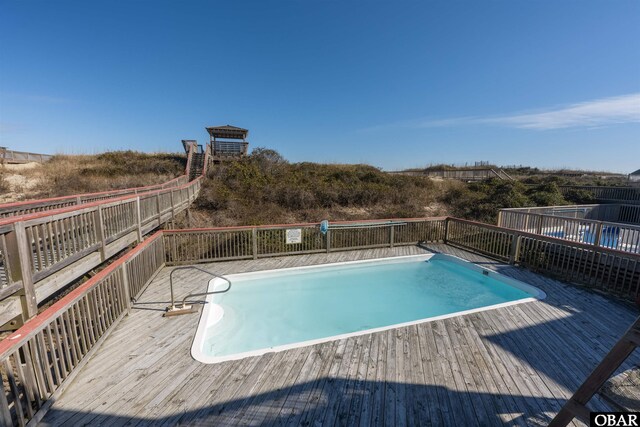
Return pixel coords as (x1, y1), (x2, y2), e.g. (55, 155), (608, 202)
(168, 266), (232, 311)
(326, 220), (408, 230)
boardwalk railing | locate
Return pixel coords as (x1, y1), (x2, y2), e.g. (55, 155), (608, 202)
(390, 168), (514, 181)
(0, 232), (165, 427)
(1, 216), (639, 425)
(0, 176), (202, 328)
(497, 208), (640, 254)
(0, 176), (190, 219)
(0, 144), (198, 219)
(560, 185), (640, 205)
(0, 149), (52, 164)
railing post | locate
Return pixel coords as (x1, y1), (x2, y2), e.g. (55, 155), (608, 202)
(76, 195), (82, 206)
(121, 264), (132, 313)
(593, 221), (603, 247)
(389, 225), (395, 248)
(326, 229), (331, 253)
(95, 206), (107, 261)
(156, 193), (161, 226)
(508, 232), (521, 264)
(170, 189), (176, 221)
(13, 222), (38, 319)
(444, 218), (450, 244)
(252, 227), (258, 260)
(135, 196), (143, 243)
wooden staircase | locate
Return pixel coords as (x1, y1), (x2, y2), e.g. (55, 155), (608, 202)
(189, 151), (205, 181)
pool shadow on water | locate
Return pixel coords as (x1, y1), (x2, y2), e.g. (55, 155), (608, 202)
(44, 377), (559, 426)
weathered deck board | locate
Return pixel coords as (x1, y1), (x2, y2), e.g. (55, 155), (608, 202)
(601, 365), (640, 412)
(40, 245), (640, 426)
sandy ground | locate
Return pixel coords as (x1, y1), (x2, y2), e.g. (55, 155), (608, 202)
(0, 162), (43, 203)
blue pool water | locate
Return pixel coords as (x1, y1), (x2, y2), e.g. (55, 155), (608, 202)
(195, 255), (543, 362)
(543, 226), (620, 248)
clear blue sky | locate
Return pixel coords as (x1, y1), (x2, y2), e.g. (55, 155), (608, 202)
(1, 1), (639, 172)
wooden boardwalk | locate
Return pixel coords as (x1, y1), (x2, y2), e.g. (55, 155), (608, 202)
(40, 245), (640, 426)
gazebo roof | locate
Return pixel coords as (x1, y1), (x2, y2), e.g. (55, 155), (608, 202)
(206, 125), (249, 140)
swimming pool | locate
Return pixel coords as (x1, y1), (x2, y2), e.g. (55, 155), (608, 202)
(192, 254), (545, 364)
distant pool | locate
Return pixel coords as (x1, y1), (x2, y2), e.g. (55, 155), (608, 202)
(192, 254), (545, 364)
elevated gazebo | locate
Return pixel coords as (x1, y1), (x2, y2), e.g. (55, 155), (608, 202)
(206, 125), (249, 163)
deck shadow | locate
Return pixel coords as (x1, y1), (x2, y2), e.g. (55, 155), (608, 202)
(43, 377), (562, 426)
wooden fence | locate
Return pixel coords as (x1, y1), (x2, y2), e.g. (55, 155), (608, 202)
(0, 149), (52, 165)
(0, 177), (202, 329)
(162, 218), (448, 265)
(388, 168), (513, 181)
(1, 216), (640, 426)
(560, 185), (640, 205)
(446, 218), (640, 300)
(497, 208), (640, 254)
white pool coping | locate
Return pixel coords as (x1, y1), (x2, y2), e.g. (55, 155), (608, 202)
(191, 253), (546, 364)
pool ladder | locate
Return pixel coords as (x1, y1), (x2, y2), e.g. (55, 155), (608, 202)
(164, 266), (232, 317)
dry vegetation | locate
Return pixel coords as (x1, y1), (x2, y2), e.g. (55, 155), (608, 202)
(0, 151), (186, 203)
(186, 148), (449, 227)
(180, 148), (573, 228)
(0, 147), (587, 226)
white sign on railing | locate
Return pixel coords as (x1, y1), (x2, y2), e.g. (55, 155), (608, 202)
(285, 228), (302, 244)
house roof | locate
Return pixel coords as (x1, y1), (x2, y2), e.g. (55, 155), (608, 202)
(631, 169), (640, 176)
(205, 125), (249, 140)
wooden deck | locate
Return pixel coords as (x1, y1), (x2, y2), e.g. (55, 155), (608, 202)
(40, 244), (640, 426)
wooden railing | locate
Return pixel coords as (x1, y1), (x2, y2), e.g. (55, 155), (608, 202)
(0, 232), (165, 427)
(211, 141), (249, 159)
(560, 185), (640, 205)
(0, 216), (639, 426)
(0, 176), (190, 219)
(0, 152), (195, 220)
(163, 218), (448, 265)
(0, 149), (52, 164)
(497, 209), (640, 254)
(418, 168), (513, 181)
(0, 177), (202, 329)
(447, 218), (640, 301)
